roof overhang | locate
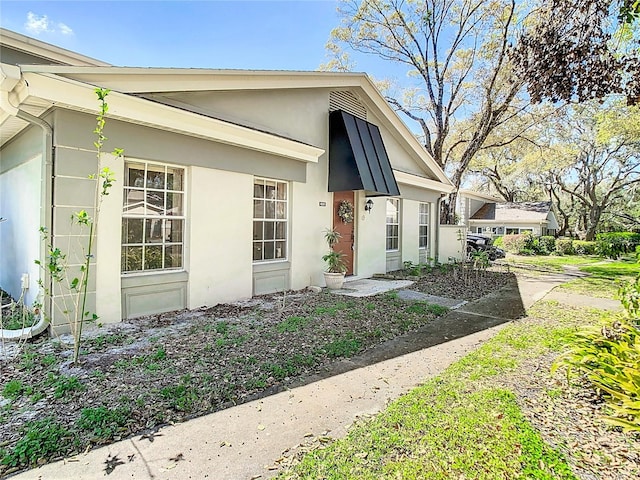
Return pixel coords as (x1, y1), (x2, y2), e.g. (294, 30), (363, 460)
(328, 110), (400, 196)
(394, 170), (454, 194)
(15, 66), (452, 185)
(469, 219), (551, 225)
(0, 66), (324, 162)
(460, 189), (503, 202)
(0, 28), (110, 66)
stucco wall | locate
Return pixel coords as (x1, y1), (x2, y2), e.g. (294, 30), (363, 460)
(0, 156), (42, 306)
(54, 110), (308, 183)
(438, 225), (466, 263)
(42, 89), (447, 320)
(353, 192), (386, 279)
(161, 89), (328, 149)
(188, 167), (253, 306)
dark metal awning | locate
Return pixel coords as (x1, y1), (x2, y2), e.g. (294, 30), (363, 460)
(328, 110), (400, 196)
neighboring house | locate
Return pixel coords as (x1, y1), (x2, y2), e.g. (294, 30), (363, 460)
(0, 29), (454, 333)
(457, 189), (503, 227)
(468, 201), (559, 237)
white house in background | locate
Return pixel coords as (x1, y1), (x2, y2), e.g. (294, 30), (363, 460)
(0, 28), (455, 334)
(458, 189), (503, 226)
(468, 201), (559, 237)
(458, 190), (559, 237)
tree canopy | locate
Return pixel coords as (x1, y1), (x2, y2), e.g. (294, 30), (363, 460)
(325, 0), (530, 222)
(511, 0), (640, 105)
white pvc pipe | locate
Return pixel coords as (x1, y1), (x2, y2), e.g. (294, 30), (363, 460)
(0, 306), (49, 340)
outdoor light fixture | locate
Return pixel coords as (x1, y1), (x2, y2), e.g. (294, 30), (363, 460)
(365, 199), (374, 213)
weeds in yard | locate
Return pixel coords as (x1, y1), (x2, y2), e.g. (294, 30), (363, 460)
(277, 316), (310, 333)
(314, 302), (349, 316)
(45, 373), (85, 399)
(323, 333), (362, 358)
(89, 333), (128, 349)
(160, 376), (199, 412)
(0, 418), (74, 469)
(2, 380), (29, 400)
(404, 302), (448, 316)
(77, 406), (131, 440)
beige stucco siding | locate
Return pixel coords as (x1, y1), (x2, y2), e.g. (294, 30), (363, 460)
(188, 167), (253, 307)
(158, 89), (329, 148)
(0, 153), (42, 306)
(95, 153), (124, 324)
(401, 200), (420, 267)
(54, 110), (308, 183)
(355, 192), (387, 278)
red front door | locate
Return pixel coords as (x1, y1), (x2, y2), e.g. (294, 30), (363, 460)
(332, 191), (355, 275)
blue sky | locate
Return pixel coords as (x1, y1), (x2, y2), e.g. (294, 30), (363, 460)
(0, 0), (364, 71)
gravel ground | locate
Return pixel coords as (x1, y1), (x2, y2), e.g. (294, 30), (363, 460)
(0, 267), (510, 475)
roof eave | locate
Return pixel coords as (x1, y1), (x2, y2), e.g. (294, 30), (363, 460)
(15, 66), (452, 185)
(16, 71), (323, 163)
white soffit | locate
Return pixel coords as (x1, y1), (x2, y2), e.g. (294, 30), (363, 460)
(394, 170), (454, 194)
(20, 72), (324, 163)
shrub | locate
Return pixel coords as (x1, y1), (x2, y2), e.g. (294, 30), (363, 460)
(493, 236), (504, 248)
(596, 232), (640, 259)
(537, 236), (556, 255)
(554, 277), (640, 432)
(501, 233), (534, 254)
(554, 238), (574, 256)
(573, 240), (598, 255)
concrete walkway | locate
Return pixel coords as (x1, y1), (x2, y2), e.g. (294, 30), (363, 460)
(13, 271), (594, 480)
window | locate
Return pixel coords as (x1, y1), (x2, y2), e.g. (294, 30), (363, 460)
(419, 203), (429, 249)
(386, 198), (400, 251)
(253, 178), (288, 262)
(122, 161), (185, 273)
(505, 227), (533, 235)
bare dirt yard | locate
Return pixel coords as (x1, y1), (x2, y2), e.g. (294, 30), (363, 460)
(0, 266), (510, 476)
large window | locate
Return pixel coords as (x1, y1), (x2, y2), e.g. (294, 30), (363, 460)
(419, 202), (429, 249)
(122, 161), (185, 273)
(386, 198), (400, 251)
(253, 178), (288, 262)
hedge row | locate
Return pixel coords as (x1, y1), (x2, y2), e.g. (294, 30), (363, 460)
(494, 231), (640, 258)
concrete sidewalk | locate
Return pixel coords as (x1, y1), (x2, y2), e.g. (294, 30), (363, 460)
(13, 272), (583, 480)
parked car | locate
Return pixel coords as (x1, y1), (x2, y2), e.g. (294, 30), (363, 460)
(466, 234), (506, 261)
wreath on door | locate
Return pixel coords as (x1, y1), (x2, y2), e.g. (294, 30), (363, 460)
(338, 200), (354, 223)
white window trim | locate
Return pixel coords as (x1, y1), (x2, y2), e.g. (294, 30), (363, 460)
(121, 159), (187, 275)
(386, 198), (400, 252)
(252, 177), (289, 264)
(418, 202), (429, 250)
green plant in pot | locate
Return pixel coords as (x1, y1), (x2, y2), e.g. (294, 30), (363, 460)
(323, 228), (347, 289)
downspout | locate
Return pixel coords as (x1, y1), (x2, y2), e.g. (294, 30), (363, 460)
(0, 67), (52, 339)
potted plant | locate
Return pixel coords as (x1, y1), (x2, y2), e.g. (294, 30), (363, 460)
(322, 228), (347, 289)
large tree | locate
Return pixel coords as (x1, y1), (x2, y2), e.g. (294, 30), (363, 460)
(511, 0), (640, 105)
(325, 0), (527, 223)
(469, 100), (640, 238)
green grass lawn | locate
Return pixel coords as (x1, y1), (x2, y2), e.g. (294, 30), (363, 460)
(277, 300), (613, 479)
(505, 254), (602, 271)
(559, 256), (640, 299)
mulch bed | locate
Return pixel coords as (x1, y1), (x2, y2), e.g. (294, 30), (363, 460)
(0, 266), (511, 475)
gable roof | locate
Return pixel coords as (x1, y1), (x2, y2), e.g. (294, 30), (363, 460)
(0, 28), (452, 189)
(0, 28), (109, 67)
(470, 202), (554, 223)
